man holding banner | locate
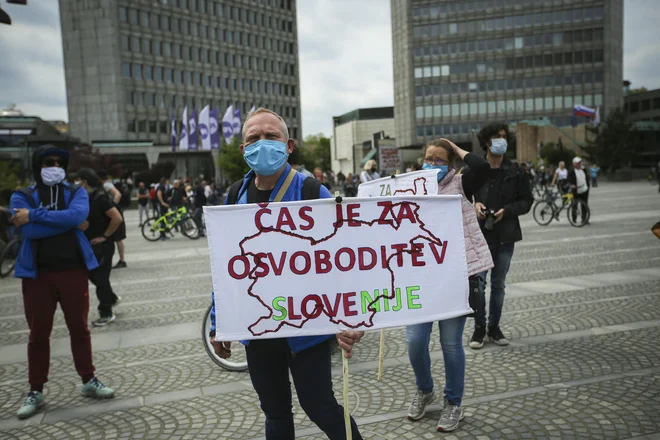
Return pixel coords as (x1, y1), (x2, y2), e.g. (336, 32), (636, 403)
(208, 108), (365, 440)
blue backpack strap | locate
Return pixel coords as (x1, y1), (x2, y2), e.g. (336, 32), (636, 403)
(14, 187), (37, 208)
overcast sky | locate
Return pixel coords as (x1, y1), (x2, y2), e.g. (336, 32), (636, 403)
(0, 0), (657, 138)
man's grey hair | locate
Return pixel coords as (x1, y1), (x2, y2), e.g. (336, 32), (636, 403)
(242, 107), (289, 140)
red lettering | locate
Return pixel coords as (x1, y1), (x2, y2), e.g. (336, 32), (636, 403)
(342, 292), (358, 316)
(334, 203), (344, 227)
(377, 201), (393, 224)
(301, 295), (323, 319)
(358, 247), (377, 270)
(322, 294), (342, 317)
(395, 203), (417, 224)
(429, 241), (448, 264)
(290, 251), (311, 275)
(380, 245), (388, 268)
(335, 247), (356, 271)
(276, 207), (297, 231)
(253, 253), (270, 277)
(347, 203), (361, 227)
(411, 243), (426, 267)
(391, 243), (408, 267)
(299, 206), (314, 231)
(288, 296), (302, 320)
(267, 252), (287, 276)
(255, 208), (271, 230)
(314, 250), (332, 274)
(228, 255), (250, 279)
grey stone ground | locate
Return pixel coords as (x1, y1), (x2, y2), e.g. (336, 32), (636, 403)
(0, 181), (659, 440)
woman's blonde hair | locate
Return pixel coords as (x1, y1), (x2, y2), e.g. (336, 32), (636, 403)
(364, 159), (377, 171)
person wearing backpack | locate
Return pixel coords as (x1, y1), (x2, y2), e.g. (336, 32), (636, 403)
(208, 108), (365, 440)
(98, 170), (127, 269)
(73, 168), (123, 327)
(9, 146), (115, 420)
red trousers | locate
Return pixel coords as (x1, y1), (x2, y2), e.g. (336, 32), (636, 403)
(22, 268), (95, 389)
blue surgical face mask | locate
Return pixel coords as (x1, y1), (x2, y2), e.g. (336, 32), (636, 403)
(41, 167), (66, 186)
(422, 162), (450, 182)
(243, 139), (289, 176)
(490, 138), (508, 155)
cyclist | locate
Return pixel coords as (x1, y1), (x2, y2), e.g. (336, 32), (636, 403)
(155, 178), (170, 241)
(551, 161), (569, 194)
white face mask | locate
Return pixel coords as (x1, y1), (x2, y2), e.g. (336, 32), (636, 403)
(41, 167), (66, 186)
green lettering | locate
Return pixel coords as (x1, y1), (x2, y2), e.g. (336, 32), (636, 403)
(381, 288), (390, 311)
(406, 286), (421, 309)
(379, 184), (386, 196)
(391, 287), (403, 311)
(272, 296), (288, 321)
(385, 185), (392, 196)
(361, 290), (381, 314)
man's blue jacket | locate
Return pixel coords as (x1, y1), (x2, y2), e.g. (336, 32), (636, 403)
(10, 183), (99, 279)
(210, 164), (334, 353)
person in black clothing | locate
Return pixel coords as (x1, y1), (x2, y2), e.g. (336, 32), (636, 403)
(470, 123), (533, 349)
(156, 177), (169, 241)
(193, 179), (207, 236)
(567, 157), (591, 225)
(74, 169), (123, 327)
(136, 182), (150, 226)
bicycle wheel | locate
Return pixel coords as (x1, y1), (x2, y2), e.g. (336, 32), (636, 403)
(141, 217), (165, 242)
(533, 201), (555, 226)
(0, 238), (20, 278)
(567, 199), (590, 227)
(180, 216), (201, 240)
(201, 304), (248, 372)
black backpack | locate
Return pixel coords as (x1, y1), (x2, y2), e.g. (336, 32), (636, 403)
(226, 175), (322, 205)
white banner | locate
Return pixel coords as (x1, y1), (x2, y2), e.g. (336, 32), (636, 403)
(179, 107), (188, 151)
(378, 145), (403, 175)
(206, 196), (469, 341)
(200, 105), (211, 150)
(357, 170), (439, 198)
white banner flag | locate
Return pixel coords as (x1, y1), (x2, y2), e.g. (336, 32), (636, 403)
(179, 107), (188, 151)
(200, 105), (211, 150)
(222, 105), (234, 144)
(205, 196), (469, 341)
(357, 170), (439, 198)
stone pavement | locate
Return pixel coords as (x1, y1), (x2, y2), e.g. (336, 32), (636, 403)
(0, 181), (659, 440)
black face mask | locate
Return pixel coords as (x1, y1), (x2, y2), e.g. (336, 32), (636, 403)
(371, 167), (377, 172)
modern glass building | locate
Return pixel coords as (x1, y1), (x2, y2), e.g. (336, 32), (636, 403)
(391, 0), (623, 149)
(59, 0), (302, 145)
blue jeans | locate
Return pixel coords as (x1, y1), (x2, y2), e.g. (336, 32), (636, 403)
(406, 316), (467, 406)
(475, 243), (515, 330)
(245, 338), (362, 440)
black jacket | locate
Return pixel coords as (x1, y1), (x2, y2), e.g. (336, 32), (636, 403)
(474, 157), (533, 246)
(567, 168), (591, 192)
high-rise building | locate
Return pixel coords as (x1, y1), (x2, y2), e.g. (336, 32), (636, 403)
(391, 0), (623, 149)
(59, 0), (302, 146)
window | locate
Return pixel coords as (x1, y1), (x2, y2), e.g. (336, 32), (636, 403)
(441, 65), (450, 76)
(423, 66), (431, 78)
(565, 96), (573, 109)
(121, 35), (129, 51)
(128, 8), (138, 25)
(414, 67), (422, 78)
(144, 65), (152, 80)
(163, 42), (171, 57)
(488, 101), (496, 115)
(641, 99), (651, 111)
(165, 68), (173, 83)
(127, 120), (136, 132)
(119, 7), (127, 22)
(154, 66), (162, 81)
(140, 11), (149, 27)
(525, 98), (534, 111)
(142, 38), (151, 54)
(555, 96), (562, 109)
(133, 64), (142, 79)
(470, 102), (477, 115)
(442, 104), (450, 116)
(122, 63), (131, 78)
(161, 15), (170, 31)
(545, 97), (553, 110)
(478, 102), (486, 115)
(595, 94), (603, 107)
(424, 105), (433, 118)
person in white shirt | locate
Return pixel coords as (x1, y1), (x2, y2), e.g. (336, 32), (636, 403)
(551, 161), (569, 193)
(360, 159), (380, 184)
(567, 157), (591, 224)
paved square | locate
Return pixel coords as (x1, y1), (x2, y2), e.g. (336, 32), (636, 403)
(0, 182), (659, 439)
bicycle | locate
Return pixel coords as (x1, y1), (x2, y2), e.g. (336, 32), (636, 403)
(533, 190), (590, 227)
(141, 205), (200, 242)
(201, 304), (248, 372)
(0, 236), (20, 278)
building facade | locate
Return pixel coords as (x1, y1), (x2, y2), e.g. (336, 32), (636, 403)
(624, 89), (660, 169)
(331, 107), (396, 175)
(59, 0), (302, 147)
(391, 0), (623, 149)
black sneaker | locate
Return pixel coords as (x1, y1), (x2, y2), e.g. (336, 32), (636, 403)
(469, 326), (486, 349)
(488, 326), (509, 346)
(92, 315), (116, 327)
(113, 260), (127, 269)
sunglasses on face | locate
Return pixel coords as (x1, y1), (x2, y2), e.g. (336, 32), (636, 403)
(42, 158), (62, 167)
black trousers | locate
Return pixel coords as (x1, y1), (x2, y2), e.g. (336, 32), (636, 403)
(572, 191), (589, 223)
(88, 240), (118, 317)
(245, 339), (363, 440)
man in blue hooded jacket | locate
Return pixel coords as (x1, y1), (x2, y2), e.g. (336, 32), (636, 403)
(10, 146), (115, 419)
(209, 108), (364, 439)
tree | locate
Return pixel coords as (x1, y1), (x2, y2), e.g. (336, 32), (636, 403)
(300, 134), (331, 172)
(629, 87), (648, 95)
(0, 160), (26, 193)
(68, 144), (123, 177)
(218, 137), (250, 183)
(583, 108), (635, 172)
(539, 142), (576, 167)
(133, 161), (176, 185)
